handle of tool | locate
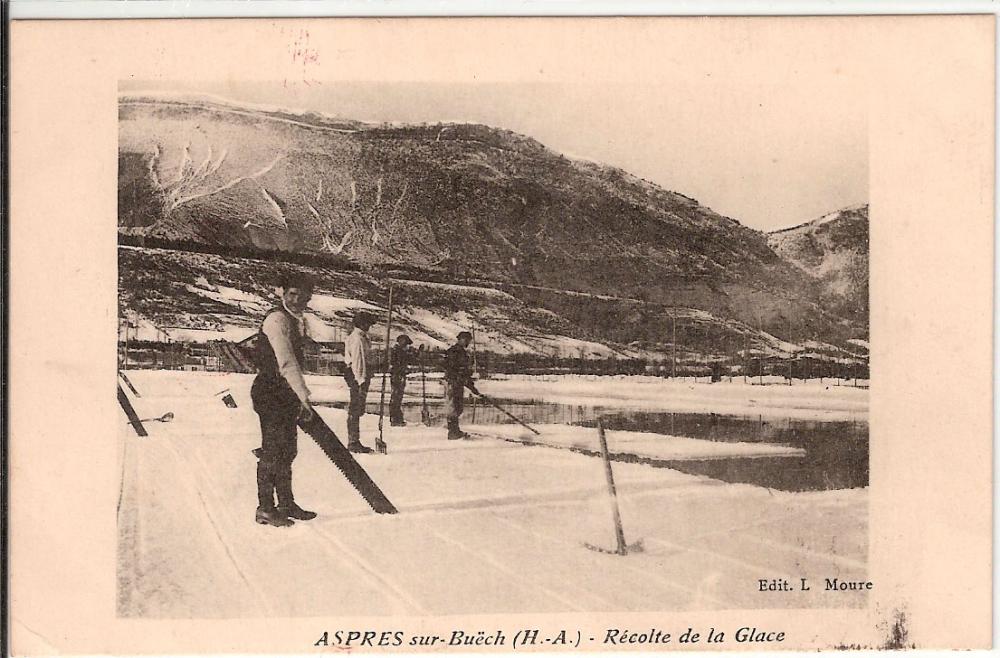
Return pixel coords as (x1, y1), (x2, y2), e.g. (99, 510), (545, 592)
(419, 352), (431, 422)
(468, 388), (540, 435)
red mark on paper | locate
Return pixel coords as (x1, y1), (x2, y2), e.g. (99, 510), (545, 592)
(285, 28), (322, 87)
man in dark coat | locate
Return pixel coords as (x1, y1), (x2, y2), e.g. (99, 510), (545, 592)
(388, 334), (414, 426)
(443, 331), (478, 440)
(251, 272), (318, 527)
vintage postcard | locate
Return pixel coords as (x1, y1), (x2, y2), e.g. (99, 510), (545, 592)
(7, 13), (994, 654)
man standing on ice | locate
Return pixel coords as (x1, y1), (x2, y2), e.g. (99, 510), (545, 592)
(443, 331), (479, 440)
(343, 311), (376, 453)
(388, 334), (414, 427)
(251, 272), (318, 528)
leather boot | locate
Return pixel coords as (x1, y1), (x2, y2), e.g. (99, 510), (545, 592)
(279, 502), (318, 521)
(256, 506), (294, 527)
(347, 415), (361, 445)
(346, 415), (373, 452)
(275, 464), (295, 510)
(275, 466), (316, 520)
(447, 418), (466, 440)
(256, 460), (275, 509)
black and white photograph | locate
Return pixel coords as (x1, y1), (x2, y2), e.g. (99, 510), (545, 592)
(116, 65), (870, 617)
(8, 12), (993, 654)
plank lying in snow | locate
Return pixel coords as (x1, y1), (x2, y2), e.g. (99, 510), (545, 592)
(467, 423), (804, 464)
(118, 384), (148, 437)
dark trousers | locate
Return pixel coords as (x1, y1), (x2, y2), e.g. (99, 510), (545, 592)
(443, 380), (465, 437)
(389, 375), (406, 425)
(251, 378), (299, 510)
(346, 376), (370, 445)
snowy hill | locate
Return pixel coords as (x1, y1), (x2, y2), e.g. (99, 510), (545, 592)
(768, 204), (869, 328)
(121, 246), (875, 366)
(118, 94), (864, 343)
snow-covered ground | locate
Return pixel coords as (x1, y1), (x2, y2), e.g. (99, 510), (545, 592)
(117, 370), (868, 618)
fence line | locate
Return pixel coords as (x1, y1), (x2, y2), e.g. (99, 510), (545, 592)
(118, 339), (870, 383)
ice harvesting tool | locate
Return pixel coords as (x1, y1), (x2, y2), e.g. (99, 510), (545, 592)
(214, 388), (238, 408)
(118, 384), (148, 437)
(467, 388), (540, 436)
(298, 412), (398, 514)
(128, 411), (175, 425)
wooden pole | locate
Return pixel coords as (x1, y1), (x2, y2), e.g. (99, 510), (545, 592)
(743, 331), (749, 384)
(471, 317), (478, 374)
(469, 389), (540, 435)
(123, 315), (130, 371)
(375, 283), (394, 454)
(597, 420), (627, 556)
(420, 351), (431, 425)
(671, 313), (677, 379)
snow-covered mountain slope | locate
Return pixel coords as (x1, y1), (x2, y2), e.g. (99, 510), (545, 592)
(119, 94), (866, 343)
(768, 205), (869, 326)
(119, 246), (866, 367)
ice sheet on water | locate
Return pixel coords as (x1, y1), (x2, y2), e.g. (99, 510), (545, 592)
(116, 369), (869, 617)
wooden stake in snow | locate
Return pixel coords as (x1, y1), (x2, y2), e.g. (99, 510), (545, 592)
(597, 419), (627, 556)
(375, 282), (394, 454)
(743, 331), (749, 384)
(671, 313), (677, 379)
(419, 349), (431, 425)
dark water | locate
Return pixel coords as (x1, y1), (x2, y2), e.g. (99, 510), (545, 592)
(321, 398), (868, 492)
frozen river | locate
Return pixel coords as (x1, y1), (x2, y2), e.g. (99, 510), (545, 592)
(324, 398), (868, 491)
(116, 370), (869, 618)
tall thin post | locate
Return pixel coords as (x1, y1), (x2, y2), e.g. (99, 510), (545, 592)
(123, 314), (130, 371)
(671, 313), (677, 379)
(420, 350), (431, 425)
(743, 331), (749, 384)
(471, 317), (478, 375)
(376, 283), (395, 454)
(597, 420), (627, 556)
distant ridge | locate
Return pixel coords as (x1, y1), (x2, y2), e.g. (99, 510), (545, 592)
(768, 204), (869, 327)
(118, 93), (867, 343)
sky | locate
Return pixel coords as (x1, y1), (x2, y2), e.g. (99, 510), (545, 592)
(121, 78), (867, 232)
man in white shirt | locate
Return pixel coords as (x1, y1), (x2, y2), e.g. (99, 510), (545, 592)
(343, 311), (376, 453)
(250, 272), (317, 527)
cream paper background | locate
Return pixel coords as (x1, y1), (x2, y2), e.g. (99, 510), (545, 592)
(8, 15), (993, 652)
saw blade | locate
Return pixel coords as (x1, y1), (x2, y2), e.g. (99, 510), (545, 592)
(298, 414), (398, 514)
